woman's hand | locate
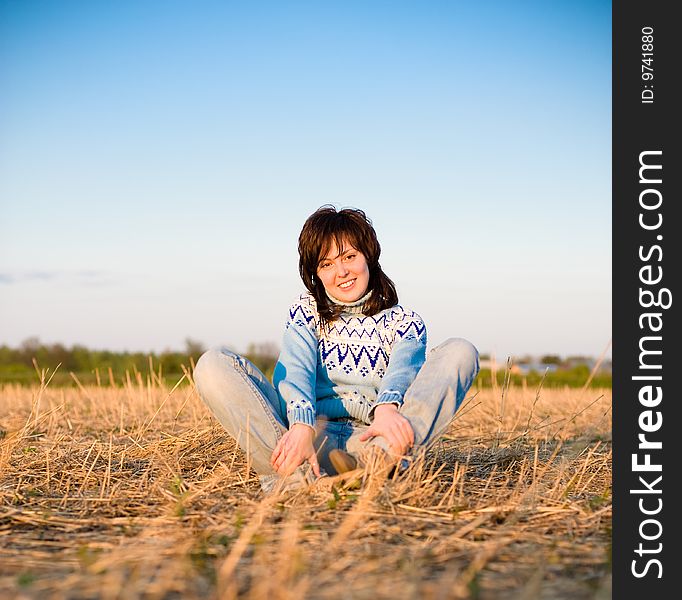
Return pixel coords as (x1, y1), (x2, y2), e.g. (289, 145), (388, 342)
(359, 404), (414, 456)
(270, 423), (321, 477)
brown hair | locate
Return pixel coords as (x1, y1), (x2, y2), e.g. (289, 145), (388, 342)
(298, 205), (398, 325)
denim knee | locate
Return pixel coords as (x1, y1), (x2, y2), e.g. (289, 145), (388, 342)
(434, 337), (479, 376)
(193, 347), (238, 390)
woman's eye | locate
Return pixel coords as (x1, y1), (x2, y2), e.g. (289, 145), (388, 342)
(345, 254), (356, 261)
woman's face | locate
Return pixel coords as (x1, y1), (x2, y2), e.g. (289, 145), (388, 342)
(316, 238), (370, 303)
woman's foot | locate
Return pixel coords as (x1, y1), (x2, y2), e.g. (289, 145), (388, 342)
(330, 447), (399, 476)
(329, 449), (358, 474)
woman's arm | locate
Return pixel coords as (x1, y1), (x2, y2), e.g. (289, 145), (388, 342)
(361, 310), (427, 457)
(271, 295), (320, 475)
(372, 312), (427, 415)
(273, 296), (319, 428)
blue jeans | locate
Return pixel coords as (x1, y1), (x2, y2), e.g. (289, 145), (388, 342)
(193, 338), (479, 488)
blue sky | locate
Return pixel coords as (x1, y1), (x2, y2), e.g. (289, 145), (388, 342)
(0, 0), (611, 360)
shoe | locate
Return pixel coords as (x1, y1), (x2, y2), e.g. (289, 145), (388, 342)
(329, 449), (359, 474)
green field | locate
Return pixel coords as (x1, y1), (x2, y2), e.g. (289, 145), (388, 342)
(1, 342), (611, 389)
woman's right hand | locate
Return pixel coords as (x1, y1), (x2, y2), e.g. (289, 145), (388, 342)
(270, 423), (321, 477)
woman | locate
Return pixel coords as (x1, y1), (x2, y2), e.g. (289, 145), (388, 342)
(194, 206), (479, 493)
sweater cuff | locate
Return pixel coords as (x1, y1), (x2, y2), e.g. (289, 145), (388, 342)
(376, 390), (404, 407)
(287, 405), (316, 429)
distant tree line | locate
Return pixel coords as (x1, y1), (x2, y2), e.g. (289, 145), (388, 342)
(1, 339), (611, 388)
(476, 352), (611, 388)
(0, 338), (279, 387)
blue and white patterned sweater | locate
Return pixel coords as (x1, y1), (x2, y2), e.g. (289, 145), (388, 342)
(273, 291), (427, 428)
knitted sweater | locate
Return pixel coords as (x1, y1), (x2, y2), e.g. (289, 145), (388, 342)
(273, 290), (427, 428)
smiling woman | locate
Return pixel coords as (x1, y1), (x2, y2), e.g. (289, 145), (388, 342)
(296, 206), (399, 326)
(192, 205), (480, 494)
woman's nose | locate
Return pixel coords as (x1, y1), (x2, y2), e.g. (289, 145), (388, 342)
(335, 261), (349, 276)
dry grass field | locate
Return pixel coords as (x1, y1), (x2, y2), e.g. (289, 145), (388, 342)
(0, 367), (612, 599)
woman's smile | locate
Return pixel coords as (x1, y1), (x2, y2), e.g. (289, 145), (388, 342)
(338, 278), (356, 289)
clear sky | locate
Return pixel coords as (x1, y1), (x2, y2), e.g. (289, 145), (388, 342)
(0, 0), (611, 361)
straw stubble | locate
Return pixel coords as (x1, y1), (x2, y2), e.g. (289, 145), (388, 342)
(0, 367), (611, 599)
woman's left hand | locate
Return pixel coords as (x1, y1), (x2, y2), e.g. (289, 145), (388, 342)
(359, 404), (414, 456)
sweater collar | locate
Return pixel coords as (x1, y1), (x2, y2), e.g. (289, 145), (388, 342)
(325, 289), (373, 315)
